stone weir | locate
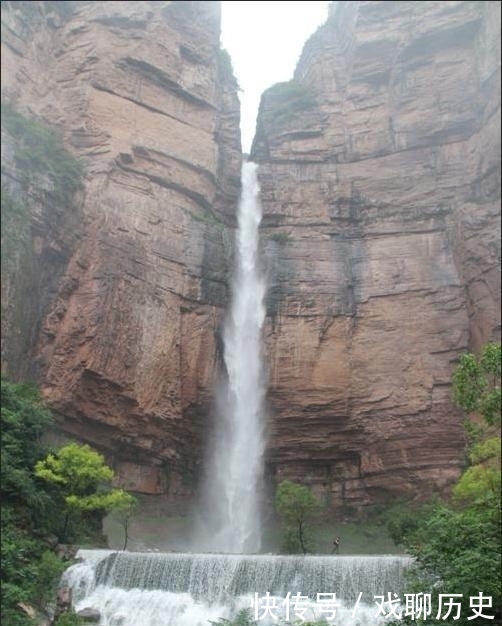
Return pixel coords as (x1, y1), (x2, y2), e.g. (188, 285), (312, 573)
(62, 549), (412, 626)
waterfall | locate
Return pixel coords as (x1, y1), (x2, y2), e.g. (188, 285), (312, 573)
(63, 550), (413, 626)
(58, 163), (415, 626)
(194, 161), (266, 553)
(60, 164), (414, 626)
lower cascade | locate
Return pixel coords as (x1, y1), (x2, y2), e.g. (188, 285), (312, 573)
(62, 549), (412, 625)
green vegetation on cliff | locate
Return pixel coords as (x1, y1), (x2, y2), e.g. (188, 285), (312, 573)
(453, 341), (501, 426)
(1, 101), (84, 204)
(267, 230), (291, 244)
(1, 104), (84, 377)
(260, 80), (317, 128)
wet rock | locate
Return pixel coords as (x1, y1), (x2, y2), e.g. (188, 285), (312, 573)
(52, 586), (72, 623)
(17, 602), (36, 618)
(56, 544), (79, 561)
(77, 607), (101, 622)
(43, 534), (59, 549)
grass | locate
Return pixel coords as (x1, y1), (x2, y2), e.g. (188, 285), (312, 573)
(313, 520), (403, 554)
(261, 80), (317, 129)
(104, 505), (402, 555)
(267, 231), (291, 244)
(104, 511), (193, 552)
(1, 101), (84, 204)
(262, 516), (402, 555)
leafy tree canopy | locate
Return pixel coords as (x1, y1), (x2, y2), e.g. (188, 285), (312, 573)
(453, 341), (501, 425)
(1, 377), (53, 518)
(275, 479), (319, 524)
(35, 443), (114, 494)
(386, 342), (501, 625)
(1, 377), (136, 625)
(275, 480), (321, 554)
(35, 442), (137, 541)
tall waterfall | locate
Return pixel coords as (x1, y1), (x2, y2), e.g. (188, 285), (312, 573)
(60, 164), (415, 626)
(195, 161), (266, 553)
(63, 550), (413, 626)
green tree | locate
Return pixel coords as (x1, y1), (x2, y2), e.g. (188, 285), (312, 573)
(109, 494), (139, 550)
(1, 379), (138, 623)
(275, 480), (321, 554)
(453, 436), (501, 504)
(1, 377), (52, 512)
(1, 378), (64, 625)
(35, 443), (137, 542)
(453, 341), (501, 425)
(393, 494), (501, 625)
(386, 343), (502, 625)
(452, 343), (501, 506)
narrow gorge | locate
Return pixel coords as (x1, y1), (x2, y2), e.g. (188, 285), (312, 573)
(1, 0), (500, 520)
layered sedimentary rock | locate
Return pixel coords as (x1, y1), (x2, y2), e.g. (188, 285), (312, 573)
(1, 0), (241, 500)
(2, 0), (500, 512)
(252, 1), (501, 508)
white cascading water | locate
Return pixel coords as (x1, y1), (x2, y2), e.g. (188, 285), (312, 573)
(62, 550), (413, 626)
(194, 161), (267, 553)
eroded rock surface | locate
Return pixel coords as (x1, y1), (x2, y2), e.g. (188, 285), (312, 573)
(1, 0), (241, 502)
(2, 0), (500, 512)
(252, 0), (501, 508)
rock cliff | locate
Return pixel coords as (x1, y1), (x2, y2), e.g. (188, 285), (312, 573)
(1, 0), (241, 501)
(252, 0), (501, 508)
(2, 0), (500, 512)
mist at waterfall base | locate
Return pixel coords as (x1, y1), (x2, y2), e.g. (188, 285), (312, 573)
(63, 550), (412, 626)
(192, 161), (267, 554)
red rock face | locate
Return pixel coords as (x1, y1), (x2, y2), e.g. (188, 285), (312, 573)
(252, 1), (501, 509)
(1, 1), (241, 500)
(1, 1), (500, 512)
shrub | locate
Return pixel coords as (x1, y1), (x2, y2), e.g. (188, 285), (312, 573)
(1, 101), (84, 204)
(53, 612), (85, 626)
(260, 80), (317, 128)
(268, 231), (291, 244)
(209, 609), (256, 625)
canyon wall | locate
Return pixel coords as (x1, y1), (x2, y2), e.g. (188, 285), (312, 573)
(252, 0), (501, 509)
(1, 0), (241, 503)
(2, 0), (500, 512)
